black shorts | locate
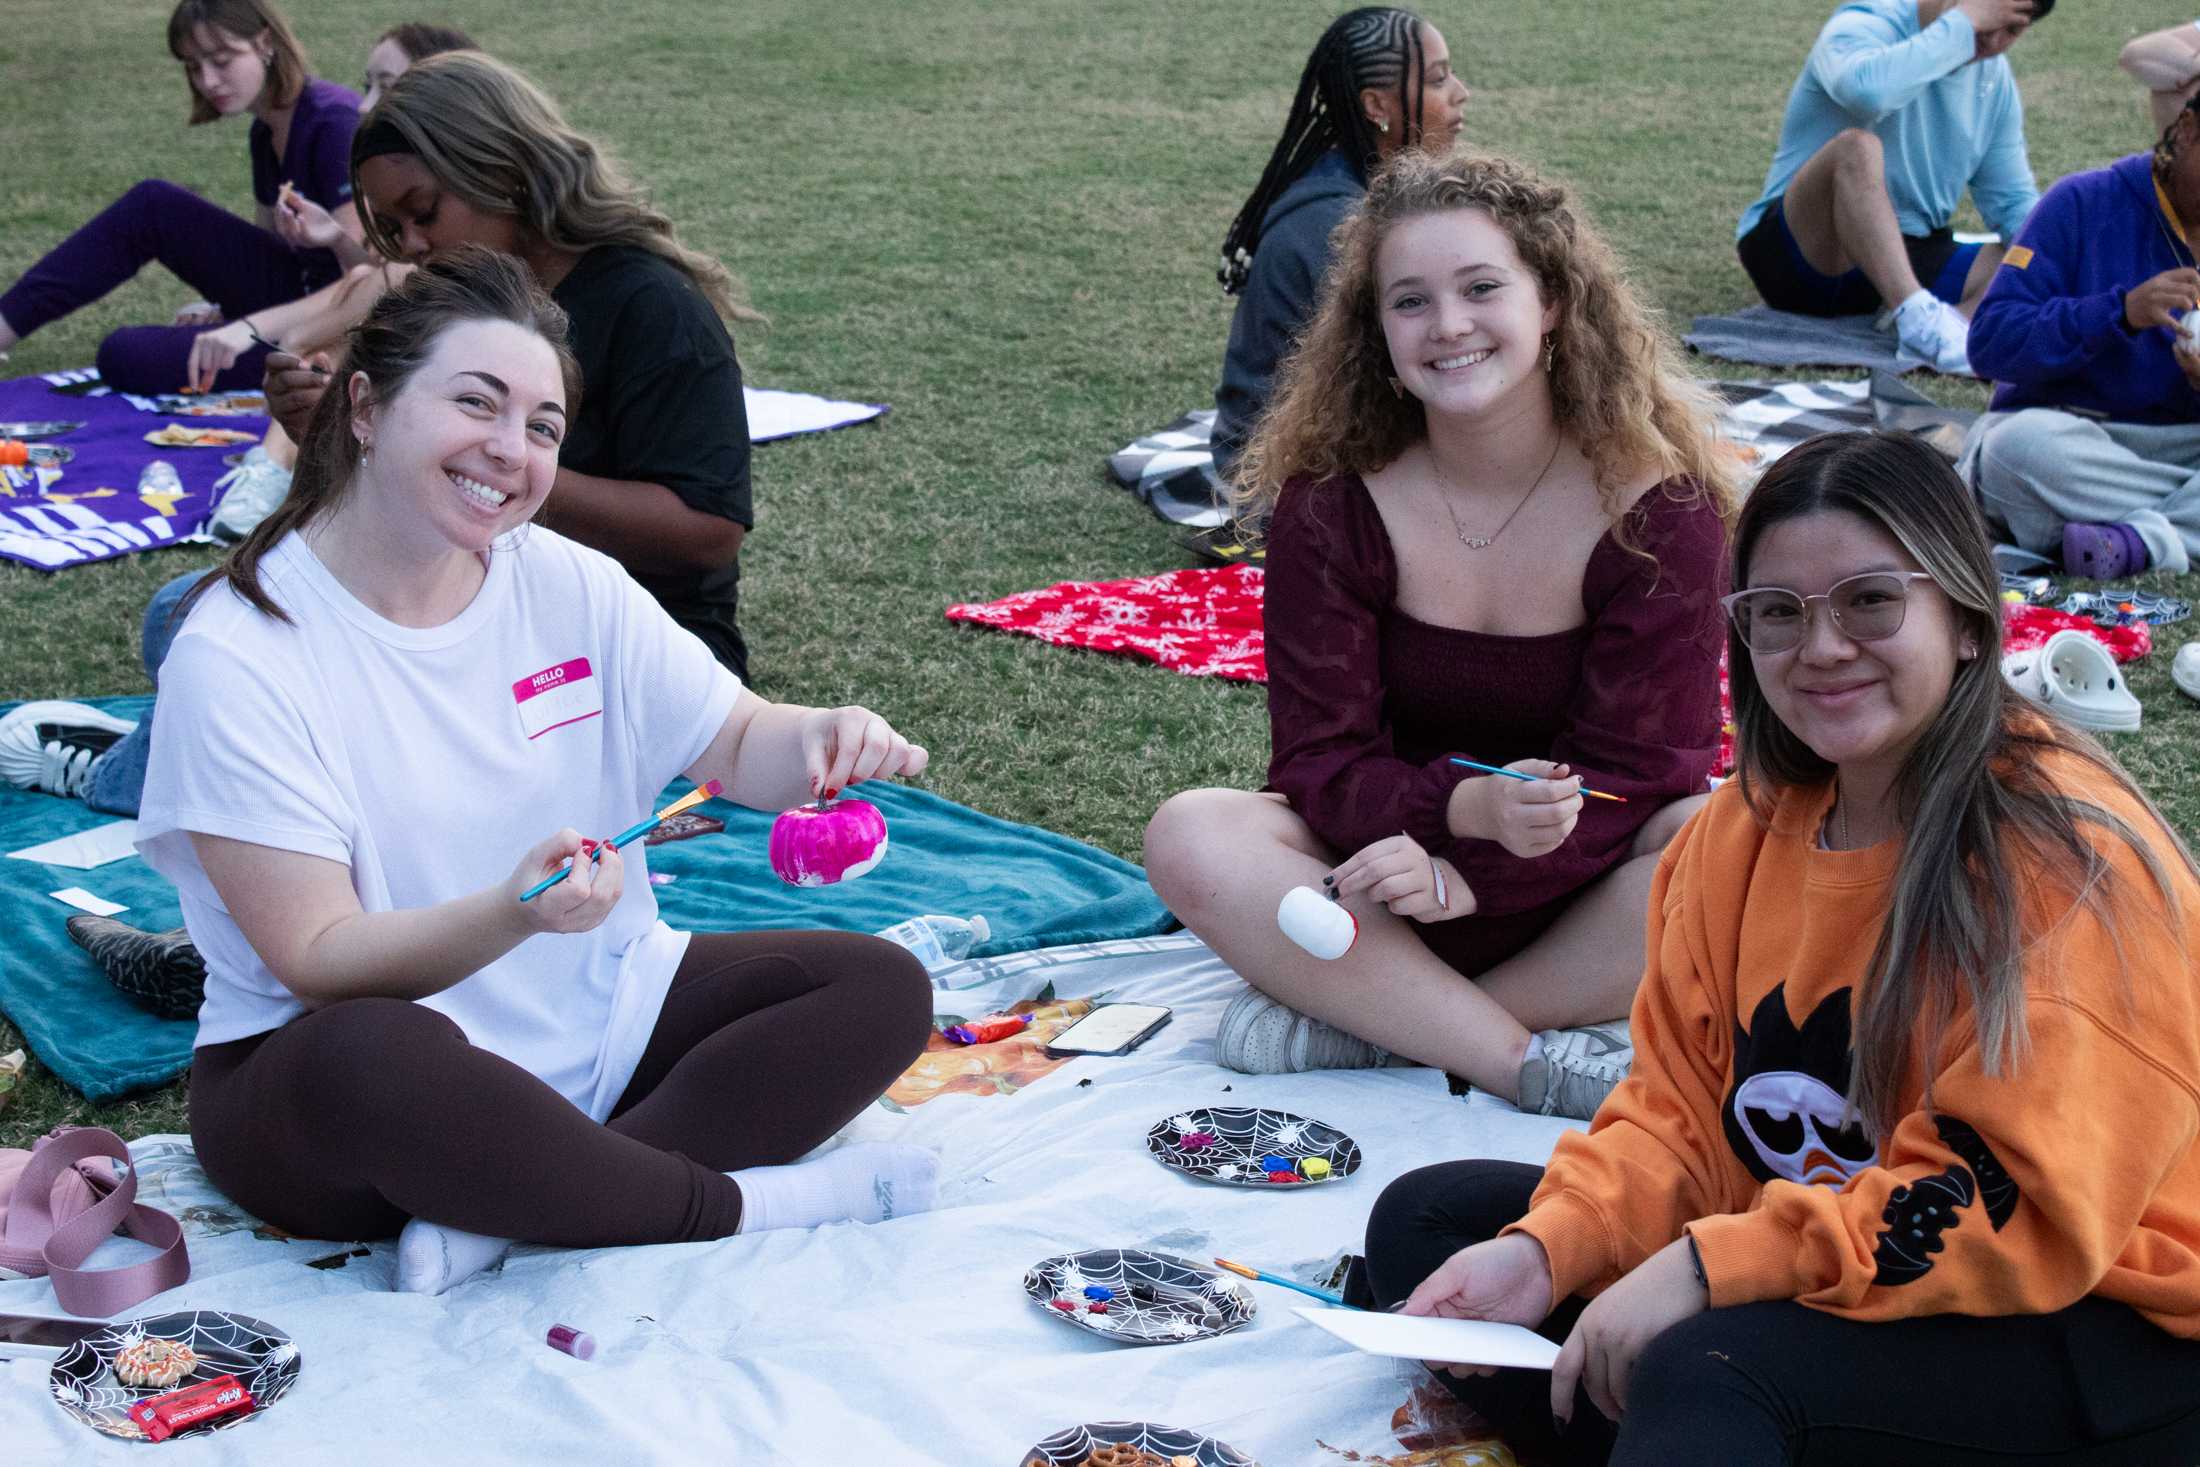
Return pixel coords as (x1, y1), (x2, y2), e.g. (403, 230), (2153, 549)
(1737, 195), (1980, 317)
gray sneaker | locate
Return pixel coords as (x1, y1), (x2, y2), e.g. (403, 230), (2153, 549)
(1516, 1020), (1633, 1120)
(1214, 987), (1414, 1074)
(208, 447), (293, 544)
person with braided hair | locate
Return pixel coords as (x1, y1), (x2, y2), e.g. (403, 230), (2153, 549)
(1209, 7), (1468, 479)
(1958, 92), (2200, 579)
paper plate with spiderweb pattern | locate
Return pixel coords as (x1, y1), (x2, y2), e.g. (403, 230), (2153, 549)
(49, 1310), (299, 1441)
(1017, 1419), (1257, 1466)
(1144, 1106), (1361, 1187)
(1023, 1248), (1256, 1345)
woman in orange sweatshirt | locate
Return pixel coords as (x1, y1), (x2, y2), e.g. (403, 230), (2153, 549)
(1355, 429), (2200, 1463)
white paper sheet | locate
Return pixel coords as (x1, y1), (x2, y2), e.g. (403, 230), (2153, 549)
(1295, 1306), (1562, 1370)
(6, 819), (140, 870)
(48, 887), (126, 916)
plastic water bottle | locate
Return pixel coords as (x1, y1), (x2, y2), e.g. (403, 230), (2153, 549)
(138, 460), (182, 496)
(873, 914), (992, 972)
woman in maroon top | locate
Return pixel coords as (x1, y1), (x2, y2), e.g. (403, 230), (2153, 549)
(1146, 152), (1738, 1119)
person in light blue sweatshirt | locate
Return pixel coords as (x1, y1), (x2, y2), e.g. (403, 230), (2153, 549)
(1736, 0), (2044, 376)
(1960, 100), (2200, 579)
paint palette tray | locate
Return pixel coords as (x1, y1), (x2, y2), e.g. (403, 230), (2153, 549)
(1019, 1419), (1257, 1466)
(1144, 1106), (1361, 1188)
(49, 1310), (300, 1441)
(1023, 1248), (1255, 1345)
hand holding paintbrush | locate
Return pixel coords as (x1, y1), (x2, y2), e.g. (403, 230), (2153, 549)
(520, 780), (722, 902)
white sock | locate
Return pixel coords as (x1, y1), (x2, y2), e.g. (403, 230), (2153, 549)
(728, 1142), (941, 1235)
(395, 1217), (514, 1295)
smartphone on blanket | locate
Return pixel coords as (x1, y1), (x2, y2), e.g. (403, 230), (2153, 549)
(1046, 1003), (1172, 1058)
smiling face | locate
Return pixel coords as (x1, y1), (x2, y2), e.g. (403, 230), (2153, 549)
(348, 319), (567, 557)
(359, 154), (524, 263)
(1740, 510), (1976, 789)
(178, 24), (269, 116)
(1375, 206), (1557, 421)
(361, 37), (410, 111)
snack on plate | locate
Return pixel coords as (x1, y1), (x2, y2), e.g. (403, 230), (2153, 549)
(145, 424), (259, 448)
(1077, 1447), (1172, 1467)
(113, 1335), (198, 1389)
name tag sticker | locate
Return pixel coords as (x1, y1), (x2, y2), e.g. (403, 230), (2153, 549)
(513, 657), (602, 740)
(2003, 245), (2033, 270)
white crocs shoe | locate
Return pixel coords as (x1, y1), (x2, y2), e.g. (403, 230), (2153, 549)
(2001, 630), (2141, 732)
(2173, 644), (2200, 705)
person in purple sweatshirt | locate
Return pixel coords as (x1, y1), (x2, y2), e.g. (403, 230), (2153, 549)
(1961, 96), (2200, 579)
(0, 0), (362, 395)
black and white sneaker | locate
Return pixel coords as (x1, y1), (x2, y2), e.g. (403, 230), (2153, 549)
(65, 916), (206, 1021)
(0, 700), (138, 800)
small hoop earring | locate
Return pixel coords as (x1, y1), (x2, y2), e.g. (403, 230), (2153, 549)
(1387, 376), (1404, 399)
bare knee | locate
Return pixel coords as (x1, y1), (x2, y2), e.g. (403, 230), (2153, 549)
(1825, 127), (1886, 181)
(1143, 787), (1242, 912)
(1630, 793), (1711, 859)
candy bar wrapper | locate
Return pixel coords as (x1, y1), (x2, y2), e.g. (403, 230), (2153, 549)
(126, 1375), (256, 1441)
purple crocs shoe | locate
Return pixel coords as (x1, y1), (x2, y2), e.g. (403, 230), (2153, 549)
(2061, 523), (2149, 581)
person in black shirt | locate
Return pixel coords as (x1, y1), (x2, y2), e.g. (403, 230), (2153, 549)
(269, 50), (759, 677)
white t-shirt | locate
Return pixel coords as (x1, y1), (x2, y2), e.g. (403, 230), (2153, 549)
(136, 529), (741, 1122)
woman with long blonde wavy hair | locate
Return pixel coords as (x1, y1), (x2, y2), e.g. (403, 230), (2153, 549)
(1146, 151), (1736, 1120)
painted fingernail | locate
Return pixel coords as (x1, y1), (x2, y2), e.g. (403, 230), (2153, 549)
(823, 787), (839, 800)
(1321, 874), (1335, 885)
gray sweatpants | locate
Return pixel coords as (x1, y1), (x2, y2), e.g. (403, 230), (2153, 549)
(1959, 408), (2200, 575)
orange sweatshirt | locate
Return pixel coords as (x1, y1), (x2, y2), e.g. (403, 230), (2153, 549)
(1510, 756), (2200, 1335)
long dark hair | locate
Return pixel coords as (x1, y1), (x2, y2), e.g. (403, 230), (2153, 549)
(357, 52), (759, 325)
(377, 20), (475, 61)
(1729, 431), (2193, 1137)
(183, 246), (581, 624)
(168, 0), (309, 124)
(1217, 7), (1427, 294)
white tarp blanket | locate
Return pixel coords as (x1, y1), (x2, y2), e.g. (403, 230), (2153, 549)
(1, 933), (1577, 1464)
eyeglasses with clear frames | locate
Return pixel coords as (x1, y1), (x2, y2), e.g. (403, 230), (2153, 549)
(1720, 572), (1941, 655)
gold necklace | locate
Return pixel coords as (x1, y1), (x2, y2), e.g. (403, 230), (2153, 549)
(1434, 438), (1565, 550)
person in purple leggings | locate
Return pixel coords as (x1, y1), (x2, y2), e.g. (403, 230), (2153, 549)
(0, 0), (363, 394)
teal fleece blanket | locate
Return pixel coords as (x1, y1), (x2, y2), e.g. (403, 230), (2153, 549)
(0, 697), (1171, 1101)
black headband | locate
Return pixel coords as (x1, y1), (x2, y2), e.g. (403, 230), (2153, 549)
(351, 115), (417, 166)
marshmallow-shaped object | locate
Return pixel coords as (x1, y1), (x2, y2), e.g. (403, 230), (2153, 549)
(1278, 885), (1357, 960)
(2183, 308), (2200, 353)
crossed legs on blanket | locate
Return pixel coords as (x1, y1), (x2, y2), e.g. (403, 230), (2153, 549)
(395, 1143), (944, 1295)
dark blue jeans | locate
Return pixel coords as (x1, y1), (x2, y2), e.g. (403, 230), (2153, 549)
(0, 180), (317, 394)
(85, 571), (198, 817)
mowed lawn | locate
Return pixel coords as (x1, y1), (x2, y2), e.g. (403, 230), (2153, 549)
(0, 1), (2188, 1146)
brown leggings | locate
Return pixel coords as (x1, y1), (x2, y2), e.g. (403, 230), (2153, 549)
(188, 930), (933, 1246)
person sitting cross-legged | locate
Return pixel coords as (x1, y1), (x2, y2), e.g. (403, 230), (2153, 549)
(1735, 0), (2047, 376)
(1960, 94), (2200, 579)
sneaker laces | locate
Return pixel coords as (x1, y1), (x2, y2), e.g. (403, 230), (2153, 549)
(35, 737), (105, 798)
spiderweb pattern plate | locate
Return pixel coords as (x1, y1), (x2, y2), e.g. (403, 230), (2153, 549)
(1018, 1419), (1258, 1466)
(1023, 1248), (1256, 1345)
(48, 1310), (300, 1441)
(1144, 1106), (1362, 1187)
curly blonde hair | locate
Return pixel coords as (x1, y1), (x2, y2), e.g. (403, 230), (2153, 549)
(1233, 151), (1738, 542)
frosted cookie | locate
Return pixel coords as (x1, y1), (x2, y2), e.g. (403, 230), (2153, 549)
(113, 1336), (198, 1390)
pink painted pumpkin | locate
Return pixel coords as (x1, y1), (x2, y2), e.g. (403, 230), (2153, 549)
(769, 797), (889, 886)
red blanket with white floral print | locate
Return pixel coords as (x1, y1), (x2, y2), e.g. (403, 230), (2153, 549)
(946, 570), (2149, 779)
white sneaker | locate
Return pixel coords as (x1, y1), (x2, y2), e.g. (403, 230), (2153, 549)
(0, 700), (139, 800)
(2175, 644), (2200, 705)
(208, 447), (292, 544)
(1891, 291), (1974, 377)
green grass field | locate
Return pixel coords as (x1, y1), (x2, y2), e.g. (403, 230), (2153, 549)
(0, 2), (2188, 1147)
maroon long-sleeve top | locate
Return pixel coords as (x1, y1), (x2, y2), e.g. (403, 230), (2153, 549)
(1264, 472), (1728, 921)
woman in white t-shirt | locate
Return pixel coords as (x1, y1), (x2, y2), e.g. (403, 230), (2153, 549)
(137, 246), (940, 1296)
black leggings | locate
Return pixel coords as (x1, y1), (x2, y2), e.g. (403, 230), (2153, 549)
(1357, 1160), (2200, 1466)
(188, 930), (932, 1246)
